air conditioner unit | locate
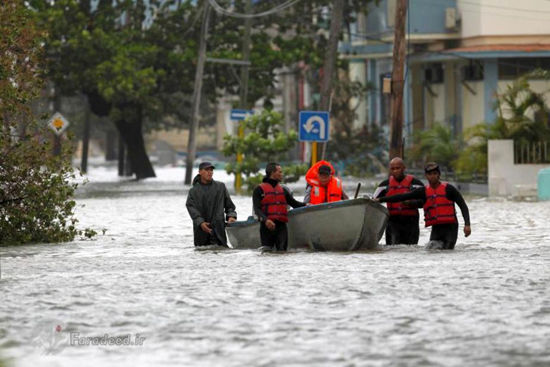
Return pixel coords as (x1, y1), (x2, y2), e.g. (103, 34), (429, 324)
(424, 64), (444, 84)
(445, 8), (458, 29)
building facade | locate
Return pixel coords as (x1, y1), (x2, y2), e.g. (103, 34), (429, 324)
(343, 0), (550, 142)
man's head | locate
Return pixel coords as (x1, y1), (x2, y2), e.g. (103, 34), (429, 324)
(198, 161), (214, 183)
(266, 162), (283, 182)
(318, 164), (332, 186)
(389, 157), (406, 181)
(424, 162), (441, 186)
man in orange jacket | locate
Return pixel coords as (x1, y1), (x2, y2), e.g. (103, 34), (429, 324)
(304, 160), (348, 204)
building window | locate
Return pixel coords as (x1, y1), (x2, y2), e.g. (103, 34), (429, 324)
(498, 58), (550, 79)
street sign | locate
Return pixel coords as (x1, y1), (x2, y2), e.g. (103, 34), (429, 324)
(299, 111), (329, 142)
(230, 109), (254, 121)
(47, 112), (70, 136)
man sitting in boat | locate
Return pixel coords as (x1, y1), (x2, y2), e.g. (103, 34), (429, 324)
(304, 160), (348, 204)
(252, 162), (305, 251)
(376, 162), (471, 250)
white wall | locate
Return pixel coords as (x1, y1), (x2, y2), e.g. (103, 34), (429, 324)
(458, 0), (550, 39)
(488, 139), (548, 197)
(461, 81), (484, 129)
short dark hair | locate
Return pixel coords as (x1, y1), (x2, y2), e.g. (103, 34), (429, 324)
(265, 162), (280, 178)
(424, 162), (440, 174)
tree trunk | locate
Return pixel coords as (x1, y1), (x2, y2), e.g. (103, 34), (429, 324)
(80, 99), (91, 173)
(389, 0), (408, 159)
(114, 107), (155, 180)
(105, 127), (118, 161)
(319, 0), (345, 161)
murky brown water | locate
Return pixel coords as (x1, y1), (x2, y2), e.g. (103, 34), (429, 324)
(1, 174), (549, 366)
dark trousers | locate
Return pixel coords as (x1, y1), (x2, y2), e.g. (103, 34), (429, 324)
(385, 216), (420, 245)
(429, 223), (459, 250)
(260, 221), (288, 251)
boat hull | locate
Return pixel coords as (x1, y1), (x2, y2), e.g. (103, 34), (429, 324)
(226, 198), (388, 251)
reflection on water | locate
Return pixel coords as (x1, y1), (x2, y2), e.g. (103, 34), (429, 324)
(1, 179), (550, 367)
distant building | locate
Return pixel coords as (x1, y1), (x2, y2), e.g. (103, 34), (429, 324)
(342, 0), (550, 142)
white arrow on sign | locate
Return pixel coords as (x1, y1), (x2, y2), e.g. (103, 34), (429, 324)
(303, 115), (326, 139)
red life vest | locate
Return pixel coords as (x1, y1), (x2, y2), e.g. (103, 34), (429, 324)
(259, 182), (288, 223)
(305, 160), (343, 205)
(386, 174), (418, 216)
(423, 182), (457, 227)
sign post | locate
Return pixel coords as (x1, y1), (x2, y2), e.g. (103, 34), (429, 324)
(230, 109), (254, 193)
(299, 111), (329, 165)
(47, 112), (70, 156)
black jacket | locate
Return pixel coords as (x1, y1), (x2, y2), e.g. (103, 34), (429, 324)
(186, 175), (237, 246)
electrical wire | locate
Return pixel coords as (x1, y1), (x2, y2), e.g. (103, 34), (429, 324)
(207, 0), (301, 19)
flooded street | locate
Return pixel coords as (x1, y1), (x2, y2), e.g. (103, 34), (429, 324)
(1, 168), (549, 366)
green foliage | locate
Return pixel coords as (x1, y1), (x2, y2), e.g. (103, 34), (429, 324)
(222, 110), (304, 190)
(455, 72), (550, 177)
(0, 0), (92, 245)
(408, 123), (461, 172)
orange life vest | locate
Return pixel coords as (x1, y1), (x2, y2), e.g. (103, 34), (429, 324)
(259, 182), (288, 223)
(386, 175), (418, 217)
(305, 160), (343, 205)
(423, 182), (457, 227)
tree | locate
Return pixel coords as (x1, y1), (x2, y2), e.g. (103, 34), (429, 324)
(408, 123), (461, 172)
(222, 110), (306, 190)
(32, 0), (181, 179)
(326, 77), (385, 176)
(0, 0), (94, 245)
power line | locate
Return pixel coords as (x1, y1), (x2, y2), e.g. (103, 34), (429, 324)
(207, 0), (301, 19)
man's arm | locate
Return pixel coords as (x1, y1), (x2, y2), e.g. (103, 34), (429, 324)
(446, 185), (470, 226)
(373, 179), (389, 199)
(284, 187), (306, 208)
(252, 186), (268, 222)
(185, 189), (205, 227)
(378, 187), (425, 203)
(404, 177), (426, 208)
(303, 185), (312, 204)
(223, 185), (237, 221)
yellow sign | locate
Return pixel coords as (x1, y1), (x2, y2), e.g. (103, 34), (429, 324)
(47, 112), (70, 135)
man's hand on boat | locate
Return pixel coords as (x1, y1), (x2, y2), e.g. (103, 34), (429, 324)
(464, 225), (471, 237)
(227, 217), (237, 224)
(200, 222), (213, 234)
(265, 219), (276, 231)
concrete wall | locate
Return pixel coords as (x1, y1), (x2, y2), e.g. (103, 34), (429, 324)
(458, 0), (550, 39)
(488, 139), (548, 197)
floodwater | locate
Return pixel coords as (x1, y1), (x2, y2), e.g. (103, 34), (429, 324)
(1, 167), (549, 367)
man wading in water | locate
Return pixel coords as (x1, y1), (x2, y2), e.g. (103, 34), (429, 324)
(252, 162), (305, 252)
(373, 157), (424, 245)
(376, 162), (471, 250)
(186, 162), (237, 247)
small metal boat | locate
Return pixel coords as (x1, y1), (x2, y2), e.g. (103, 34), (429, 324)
(226, 198), (389, 251)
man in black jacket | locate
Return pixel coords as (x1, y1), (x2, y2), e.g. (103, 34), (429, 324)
(186, 162), (237, 247)
(252, 162), (305, 251)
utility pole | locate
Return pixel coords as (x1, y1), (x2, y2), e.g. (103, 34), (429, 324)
(185, 2), (212, 185)
(235, 0), (252, 193)
(319, 0), (345, 163)
(389, 0), (408, 159)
